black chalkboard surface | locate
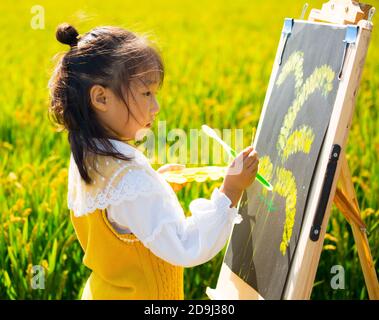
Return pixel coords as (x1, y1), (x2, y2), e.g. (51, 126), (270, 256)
(223, 21), (348, 299)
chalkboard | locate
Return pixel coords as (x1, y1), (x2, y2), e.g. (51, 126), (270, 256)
(223, 21), (349, 300)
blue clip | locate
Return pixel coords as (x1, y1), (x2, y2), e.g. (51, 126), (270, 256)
(344, 25), (359, 44)
(338, 25), (359, 80)
(283, 18), (294, 35)
(279, 18), (294, 65)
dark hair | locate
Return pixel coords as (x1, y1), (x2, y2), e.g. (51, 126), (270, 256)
(48, 23), (164, 184)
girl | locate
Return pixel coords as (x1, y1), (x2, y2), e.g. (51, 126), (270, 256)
(48, 23), (259, 300)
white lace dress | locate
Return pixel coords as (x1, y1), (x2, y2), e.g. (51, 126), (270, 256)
(67, 138), (243, 268)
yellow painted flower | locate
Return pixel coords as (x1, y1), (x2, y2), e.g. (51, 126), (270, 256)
(162, 166), (227, 184)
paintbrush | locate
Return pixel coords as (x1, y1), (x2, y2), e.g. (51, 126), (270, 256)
(201, 124), (273, 191)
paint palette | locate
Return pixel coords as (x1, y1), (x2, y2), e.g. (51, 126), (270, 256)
(161, 166), (228, 184)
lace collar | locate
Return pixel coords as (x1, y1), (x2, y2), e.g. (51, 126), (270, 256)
(67, 138), (156, 217)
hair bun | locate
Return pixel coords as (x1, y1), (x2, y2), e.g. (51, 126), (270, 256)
(56, 23), (79, 47)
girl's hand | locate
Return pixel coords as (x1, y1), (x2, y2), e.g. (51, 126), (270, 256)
(220, 146), (259, 207)
(157, 163), (187, 192)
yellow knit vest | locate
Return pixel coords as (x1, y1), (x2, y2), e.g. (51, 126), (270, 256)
(70, 208), (184, 299)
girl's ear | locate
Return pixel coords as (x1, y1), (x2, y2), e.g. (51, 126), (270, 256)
(90, 84), (108, 112)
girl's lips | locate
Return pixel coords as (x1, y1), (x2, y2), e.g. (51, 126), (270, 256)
(145, 119), (155, 127)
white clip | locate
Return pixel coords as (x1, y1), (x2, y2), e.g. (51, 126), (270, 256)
(300, 3), (309, 20)
(368, 7), (375, 22)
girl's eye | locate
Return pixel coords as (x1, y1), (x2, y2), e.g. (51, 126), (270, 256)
(143, 92), (151, 97)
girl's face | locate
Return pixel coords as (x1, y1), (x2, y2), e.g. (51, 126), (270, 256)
(90, 74), (160, 142)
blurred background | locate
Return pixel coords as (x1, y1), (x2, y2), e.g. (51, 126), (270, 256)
(0, 0), (377, 299)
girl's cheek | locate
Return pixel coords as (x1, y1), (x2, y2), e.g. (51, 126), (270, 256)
(130, 98), (145, 119)
(137, 100), (150, 121)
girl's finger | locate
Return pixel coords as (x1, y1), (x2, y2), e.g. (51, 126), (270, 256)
(248, 149), (258, 158)
(241, 146), (254, 158)
(244, 158), (254, 169)
(244, 152), (257, 166)
(247, 159), (259, 170)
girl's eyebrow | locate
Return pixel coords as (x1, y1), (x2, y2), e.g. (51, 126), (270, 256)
(138, 78), (159, 89)
(143, 79), (158, 86)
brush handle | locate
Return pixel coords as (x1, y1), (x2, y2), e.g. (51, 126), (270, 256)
(202, 125), (272, 191)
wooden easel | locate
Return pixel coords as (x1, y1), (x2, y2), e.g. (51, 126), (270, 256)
(333, 155), (379, 299)
(206, 0), (378, 300)
(308, 0), (374, 24)
(308, 0), (378, 300)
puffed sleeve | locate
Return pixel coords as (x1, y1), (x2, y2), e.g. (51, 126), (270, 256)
(106, 166), (243, 268)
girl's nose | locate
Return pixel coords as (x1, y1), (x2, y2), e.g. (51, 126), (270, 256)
(151, 98), (160, 115)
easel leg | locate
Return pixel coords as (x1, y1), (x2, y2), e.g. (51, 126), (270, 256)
(333, 153), (379, 299)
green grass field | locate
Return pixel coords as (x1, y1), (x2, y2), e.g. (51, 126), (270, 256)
(0, 0), (378, 299)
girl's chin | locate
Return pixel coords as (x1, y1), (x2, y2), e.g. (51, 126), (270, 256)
(134, 125), (152, 140)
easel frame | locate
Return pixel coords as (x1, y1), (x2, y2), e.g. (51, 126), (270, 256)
(206, 0), (378, 300)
